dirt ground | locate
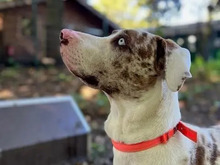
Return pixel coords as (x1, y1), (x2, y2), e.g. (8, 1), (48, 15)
(0, 66), (220, 165)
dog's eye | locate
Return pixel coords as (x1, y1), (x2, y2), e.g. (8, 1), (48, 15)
(118, 38), (126, 46)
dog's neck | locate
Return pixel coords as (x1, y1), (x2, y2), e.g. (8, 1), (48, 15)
(104, 79), (181, 144)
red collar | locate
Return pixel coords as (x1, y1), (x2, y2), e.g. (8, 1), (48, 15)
(111, 121), (197, 153)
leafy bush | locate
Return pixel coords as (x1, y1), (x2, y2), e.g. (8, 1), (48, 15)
(0, 66), (20, 79)
(191, 55), (220, 82)
(72, 91), (110, 117)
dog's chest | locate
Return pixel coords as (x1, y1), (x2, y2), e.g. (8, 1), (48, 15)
(113, 128), (220, 165)
(113, 146), (189, 165)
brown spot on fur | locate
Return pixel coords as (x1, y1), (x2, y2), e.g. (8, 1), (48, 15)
(137, 35), (146, 44)
(141, 62), (151, 68)
(124, 29), (138, 38)
(125, 56), (132, 63)
(154, 37), (166, 75)
(128, 72), (157, 92)
(99, 71), (104, 75)
(195, 146), (205, 165)
(142, 32), (148, 37)
(147, 45), (153, 56)
(148, 75), (157, 87)
(130, 72), (141, 83)
(138, 46), (153, 60)
(121, 70), (129, 79)
(112, 60), (122, 68)
(134, 73), (141, 79)
(210, 133), (216, 142)
(166, 39), (178, 50)
(210, 143), (217, 165)
(100, 85), (120, 95)
(81, 75), (99, 86)
(137, 57), (142, 61)
(148, 68), (152, 72)
(138, 47), (148, 60)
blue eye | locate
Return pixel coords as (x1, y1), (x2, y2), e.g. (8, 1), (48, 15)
(118, 38), (126, 46)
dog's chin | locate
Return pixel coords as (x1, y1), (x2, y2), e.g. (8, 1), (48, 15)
(68, 67), (81, 78)
(67, 68), (100, 89)
(79, 75), (100, 89)
(61, 55), (78, 75)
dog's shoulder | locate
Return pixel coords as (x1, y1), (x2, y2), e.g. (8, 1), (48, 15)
(187, 123), (220, 165)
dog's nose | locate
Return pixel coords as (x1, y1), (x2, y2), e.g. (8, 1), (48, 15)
(60, 32), (64, 40)
(60, 32), (69, 46)
(60, 29), (79, 46)
(61, 29), (79, 39)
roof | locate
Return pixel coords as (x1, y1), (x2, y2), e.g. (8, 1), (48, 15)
(0, 96), (90, 151)
(0, 0), (119, 30)
(0, 0), (44, 10)
(147, 20), (220, 37)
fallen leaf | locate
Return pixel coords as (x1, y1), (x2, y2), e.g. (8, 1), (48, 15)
(80, 86), (99, 100)
(0, 89), (15, 99)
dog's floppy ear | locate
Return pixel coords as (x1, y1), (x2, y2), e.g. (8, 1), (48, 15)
(155, 37), (192, 92)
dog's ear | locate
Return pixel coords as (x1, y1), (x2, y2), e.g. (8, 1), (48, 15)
(154, 37), (192, 92)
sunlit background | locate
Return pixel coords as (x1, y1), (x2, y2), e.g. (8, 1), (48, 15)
(0, 0), (220, 165)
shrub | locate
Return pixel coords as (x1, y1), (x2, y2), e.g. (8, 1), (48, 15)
(191, 55), (220, 82)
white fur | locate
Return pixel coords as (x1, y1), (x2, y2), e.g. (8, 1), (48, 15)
(165, 48), (192, 92)
(105, 79), (197, 165)
(104, 47), (219, 165)
(60, 29), (220, 165)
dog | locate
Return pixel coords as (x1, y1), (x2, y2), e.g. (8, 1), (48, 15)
(60, 29), (220, 165)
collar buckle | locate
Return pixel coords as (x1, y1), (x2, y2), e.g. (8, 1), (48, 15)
(111, 121), (197, 153)
(161, 133), (169, 144)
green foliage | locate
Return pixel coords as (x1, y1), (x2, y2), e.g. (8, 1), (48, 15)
(179, 83), (212, 101)
(191, 55), (220, 82)
(56, 73), (72, 82)
(91, 142), (106, 159)
(92, 0), (154, 28)
(0, 66), (20, 79)
(96, 92), (109, 107)
(91, 0), (182, 28)
(21, 17), (32, 36)
(72, 93), (89, 111)
(72, 92), (110, 116)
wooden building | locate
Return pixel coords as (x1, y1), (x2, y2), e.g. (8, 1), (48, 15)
(0, 0), (119, 64)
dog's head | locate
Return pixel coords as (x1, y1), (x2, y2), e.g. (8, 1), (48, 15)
(60, 29), (191, 99)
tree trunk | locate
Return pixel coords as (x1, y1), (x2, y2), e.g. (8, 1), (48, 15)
(32, 0), (39, 65)
(46, 0), (63, 64)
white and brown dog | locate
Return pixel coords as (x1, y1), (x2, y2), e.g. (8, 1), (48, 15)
(60, 29), (220, 165)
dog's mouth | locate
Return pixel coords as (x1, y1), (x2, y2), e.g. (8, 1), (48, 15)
(60, 47), (89, 86)
(60, 43), (79, 70)
(60, 53), (73, 68)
